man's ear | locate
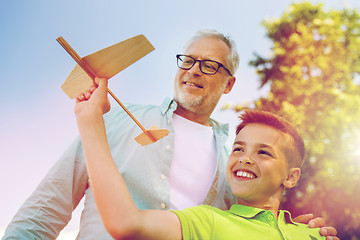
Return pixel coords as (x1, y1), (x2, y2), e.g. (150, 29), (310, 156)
(283, 168), (301, 189)
(224, 76), (236, 94)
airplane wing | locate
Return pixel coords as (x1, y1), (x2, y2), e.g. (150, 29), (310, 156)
(60, 34), (155, 99)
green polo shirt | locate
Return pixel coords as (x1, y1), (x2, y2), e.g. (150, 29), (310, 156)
(172, 204), (325, 240)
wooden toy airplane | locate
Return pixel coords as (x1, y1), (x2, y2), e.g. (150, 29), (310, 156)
(57, 35), (169, 146)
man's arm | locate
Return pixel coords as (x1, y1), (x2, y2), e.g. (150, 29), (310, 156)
(2, 138), (88, 239)
(293, 214), (339, 240)
(75, 77), (182, 240)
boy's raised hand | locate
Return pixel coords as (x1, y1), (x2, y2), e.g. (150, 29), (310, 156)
(74, 77), (111, 117)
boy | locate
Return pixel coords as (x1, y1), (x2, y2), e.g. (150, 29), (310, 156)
(75, 77), (325, 239)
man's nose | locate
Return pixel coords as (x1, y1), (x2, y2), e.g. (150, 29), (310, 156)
(188, 61), (202, 76)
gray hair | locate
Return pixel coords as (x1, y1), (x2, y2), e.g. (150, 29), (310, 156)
(183, 29), (240, 75)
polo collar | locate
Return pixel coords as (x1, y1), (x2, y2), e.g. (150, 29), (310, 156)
(229, 204), (297, 225)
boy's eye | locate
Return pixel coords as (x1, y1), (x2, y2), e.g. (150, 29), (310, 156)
(258, 150), (272, 157)
(233, 147), (244, 152)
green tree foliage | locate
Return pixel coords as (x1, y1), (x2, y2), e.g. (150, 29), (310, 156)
(229, 2), (360, 238)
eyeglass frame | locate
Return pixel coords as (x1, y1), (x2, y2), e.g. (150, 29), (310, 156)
(176, 54), (232, 76)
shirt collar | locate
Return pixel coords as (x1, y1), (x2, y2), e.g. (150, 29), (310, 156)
(160, 97), (177, 115)
(229, 204), (266, 218)
(160, 97), (228, 130)
(229, 204), (297, 225)
(281, 210), (298, 225)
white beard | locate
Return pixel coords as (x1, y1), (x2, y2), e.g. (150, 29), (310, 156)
(174, 83), (226, 115)
(175, 91), (205, 113)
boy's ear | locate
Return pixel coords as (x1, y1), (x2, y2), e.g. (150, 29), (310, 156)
(283, 168), (301, 189)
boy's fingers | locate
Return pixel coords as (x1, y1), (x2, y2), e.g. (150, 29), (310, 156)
(293, 213), (313, 224)
(308, 217), (325, 228)
(95, 77), (108, 86)
(90, 86), (96, 93)
(320, 227), (338, 237)
(326, 237), (339, 240)
(76, 93), (85, 103)
(84, 90), (92, 99)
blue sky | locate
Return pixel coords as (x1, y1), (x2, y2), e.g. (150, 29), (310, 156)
(1, 0), (359, 238)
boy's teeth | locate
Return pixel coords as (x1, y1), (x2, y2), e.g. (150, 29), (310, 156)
(236, 170), (255, 179)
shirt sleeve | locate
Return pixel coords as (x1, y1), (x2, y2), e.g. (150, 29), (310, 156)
(171, 205), (214, 240)
(2, 137), (88, 239)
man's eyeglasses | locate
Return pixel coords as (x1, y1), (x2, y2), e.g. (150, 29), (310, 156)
(176, 54), (232, 76)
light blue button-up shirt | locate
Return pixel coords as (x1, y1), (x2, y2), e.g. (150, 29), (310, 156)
(3, 97), (236, 239)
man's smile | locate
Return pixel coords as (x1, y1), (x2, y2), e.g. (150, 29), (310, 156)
(183, 81), (204, 89)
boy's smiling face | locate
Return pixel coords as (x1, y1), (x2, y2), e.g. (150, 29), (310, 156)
(226, 123), (297, 205)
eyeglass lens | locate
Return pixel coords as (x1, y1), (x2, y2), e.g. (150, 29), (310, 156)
(177, 55), (219, 74)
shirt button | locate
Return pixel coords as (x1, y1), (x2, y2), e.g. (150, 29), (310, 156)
(165, 145), (171, 150)
(160, 174), (167, 180)
(267, 215), (274, 220)
(167, 119), (172, 125)
(170, 103), (175, 108)
(161, 203), (167, 209)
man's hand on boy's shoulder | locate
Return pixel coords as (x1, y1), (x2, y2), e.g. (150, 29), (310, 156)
(293, 213), (339, 240)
